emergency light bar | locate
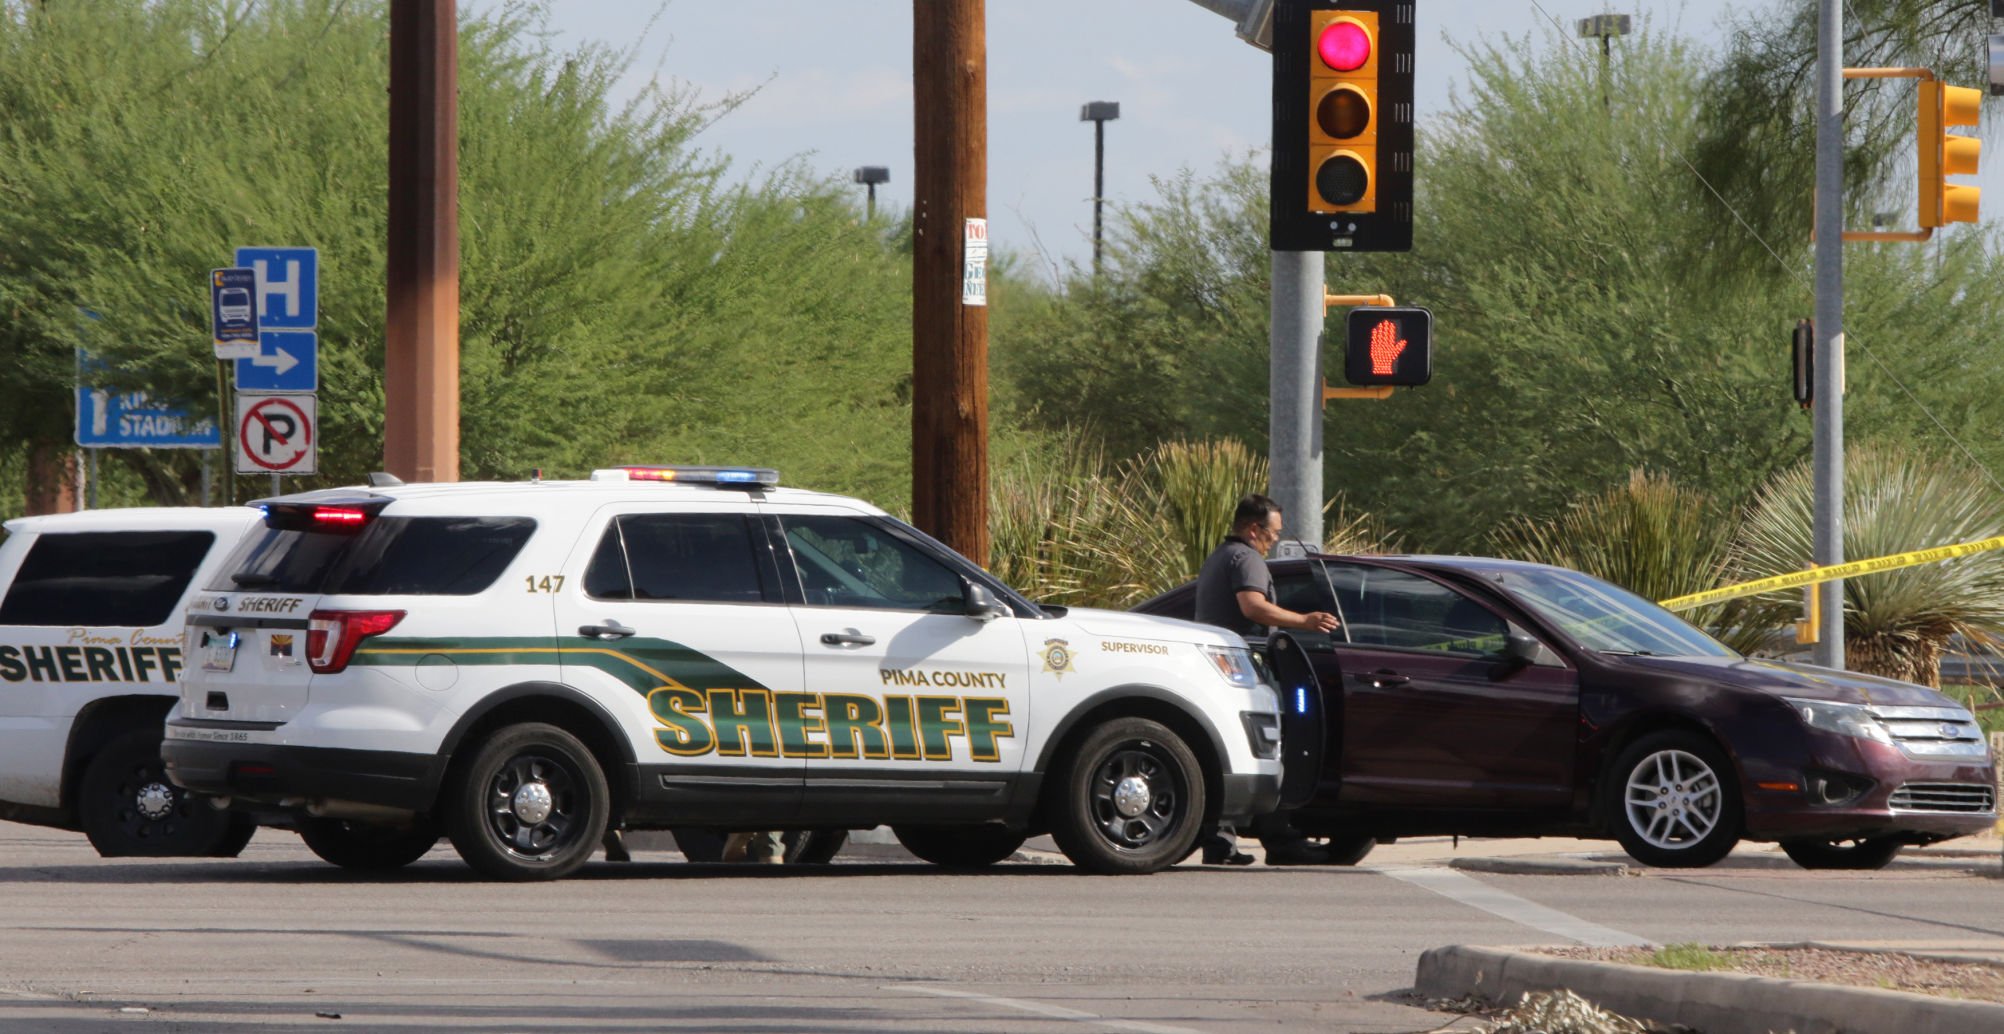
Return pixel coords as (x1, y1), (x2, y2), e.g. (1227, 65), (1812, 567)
(589, 466), (780, 489)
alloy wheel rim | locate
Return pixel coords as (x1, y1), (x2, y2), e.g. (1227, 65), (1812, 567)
(484, 753), (578, 858)
(1088, 743), (1180, 850)
(1623, 748), (1722, 850)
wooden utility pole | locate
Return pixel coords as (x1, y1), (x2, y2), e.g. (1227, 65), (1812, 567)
(911, 0), (990, 566)
(383, 0), (460, 484)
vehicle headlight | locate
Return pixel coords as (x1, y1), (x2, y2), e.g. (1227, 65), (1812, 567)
(1785, 698), (1894, 745)
(1201, 645), (1260, 689)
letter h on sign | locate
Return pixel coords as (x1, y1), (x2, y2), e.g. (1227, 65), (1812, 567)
(235, 247), (318, 330)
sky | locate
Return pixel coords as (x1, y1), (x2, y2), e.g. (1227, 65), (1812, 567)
(489, 0), (1999, 273)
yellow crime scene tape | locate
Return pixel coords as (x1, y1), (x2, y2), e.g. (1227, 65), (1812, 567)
(1658, 534), (2004, 612)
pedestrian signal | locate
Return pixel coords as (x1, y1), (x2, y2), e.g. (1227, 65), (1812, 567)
(1343, 306), (1432, 386)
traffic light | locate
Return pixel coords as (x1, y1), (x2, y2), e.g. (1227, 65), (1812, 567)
(1343, 306), (1432, 386)
(1270, 1), (1415, 252)
(1919, 79), (1981, 228)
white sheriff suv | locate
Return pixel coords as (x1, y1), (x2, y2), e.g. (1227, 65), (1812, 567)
(163, 467), (1283, 880)
(0, 506), (262, 856)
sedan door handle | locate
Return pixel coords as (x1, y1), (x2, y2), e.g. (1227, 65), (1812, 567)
(820, 631), (877, 647)
(579, 620), (636, 641)
(1352, 670), (1410, 688)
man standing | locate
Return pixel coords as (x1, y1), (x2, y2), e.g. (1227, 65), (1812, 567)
(1193, 493), (1339, 865)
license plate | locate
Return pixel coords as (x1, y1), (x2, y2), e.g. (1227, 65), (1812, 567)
(202, 630), (240, 673)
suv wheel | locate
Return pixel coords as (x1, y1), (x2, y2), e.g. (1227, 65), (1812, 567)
(893, 823), (1027, 868)
(1049, 717), (1206, 875)
(79, 729), (256, 858)
(1780, 836), (1904, 870)
(299, 818), (440, 870)
(1607, 730), (1742, 868)
(445, 723), (608, 881)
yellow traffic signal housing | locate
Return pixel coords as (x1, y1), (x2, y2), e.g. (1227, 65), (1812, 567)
(1307, 10), (1378, 213)
(1919, 80), (1981, 228)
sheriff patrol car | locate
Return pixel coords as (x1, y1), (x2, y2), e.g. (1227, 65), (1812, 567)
(163, 468), (1284, 880)
(0, 507), (262, 856)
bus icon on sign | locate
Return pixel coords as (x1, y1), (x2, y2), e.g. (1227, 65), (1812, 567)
(218, 288), (252, 324)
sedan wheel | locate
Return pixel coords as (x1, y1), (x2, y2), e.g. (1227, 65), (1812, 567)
(1608, 731), (1742, 868)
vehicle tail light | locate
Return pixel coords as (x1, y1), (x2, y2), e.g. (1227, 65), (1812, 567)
(306, 609), (405, 674)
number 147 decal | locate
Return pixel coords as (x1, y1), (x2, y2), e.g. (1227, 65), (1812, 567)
(525, 575), (566, 593)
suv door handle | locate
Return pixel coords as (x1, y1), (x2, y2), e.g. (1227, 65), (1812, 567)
(579, 620), (636, 640)
(820, 631), (876, 647)
(1353, 670), (1410, 688)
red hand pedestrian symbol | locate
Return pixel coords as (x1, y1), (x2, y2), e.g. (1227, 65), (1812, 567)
(1368, 319), (1407, 376)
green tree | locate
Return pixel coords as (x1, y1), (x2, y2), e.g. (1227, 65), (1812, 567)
(0, 0), (917, 514)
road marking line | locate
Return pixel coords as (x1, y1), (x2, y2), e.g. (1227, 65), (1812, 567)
(891, 984), (1206, 1034)
(1376, 866), (1651, 947)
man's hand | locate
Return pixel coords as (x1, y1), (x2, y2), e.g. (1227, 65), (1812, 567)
(1298, 610), (1339, 633)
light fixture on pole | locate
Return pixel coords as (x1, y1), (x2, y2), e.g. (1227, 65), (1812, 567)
(1079, 101), (1120, 274)
(852, 166), (890, 220)
(1576, 13), (1633, 110)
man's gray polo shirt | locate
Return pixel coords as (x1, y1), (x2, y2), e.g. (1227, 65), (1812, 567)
(1194, 536), (1271, 639)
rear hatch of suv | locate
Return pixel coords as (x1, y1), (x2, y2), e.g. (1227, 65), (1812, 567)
(182, 492), (536, 725)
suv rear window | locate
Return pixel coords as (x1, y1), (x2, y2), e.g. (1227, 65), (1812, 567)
(0, 530), (215, 626)
(216, 517), (534, 596)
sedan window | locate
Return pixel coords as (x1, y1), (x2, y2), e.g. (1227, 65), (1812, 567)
(1324, 564), (1511, 657)
(1487, 566), (1735, 658)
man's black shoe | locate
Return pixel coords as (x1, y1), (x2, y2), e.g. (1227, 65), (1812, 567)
(1262, 843), (1330, 866)
(1202, 849), (1255, 866)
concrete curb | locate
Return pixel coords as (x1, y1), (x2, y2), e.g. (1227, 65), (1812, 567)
(1448, 856), (1632, 876)
(1415, 944), (2004, 1034)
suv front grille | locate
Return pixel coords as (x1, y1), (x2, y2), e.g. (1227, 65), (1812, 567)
(1887, 782), (1996, 813)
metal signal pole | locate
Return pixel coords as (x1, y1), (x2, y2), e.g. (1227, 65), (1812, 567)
(384, 0), (461, 485)
(1812, 0), (1846, 667)
(912, 0), (990, 566)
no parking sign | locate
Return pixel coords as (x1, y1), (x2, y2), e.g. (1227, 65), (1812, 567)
(235, 393), (317, 475)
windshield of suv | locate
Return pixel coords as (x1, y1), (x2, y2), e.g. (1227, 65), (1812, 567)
(1487, 566), (1736, 658)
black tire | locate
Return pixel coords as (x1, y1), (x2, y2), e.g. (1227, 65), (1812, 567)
(444, 723), (608, 881)
(670, 828), (851, 864)
(298, 818), (440, 870)
(787, 829), (849, 864)
(78, 729), (257, 858)
(1780, 836), (1905, 870)
(1607, 730), (1743, 868)
(1320, 832), (1377, 866)
(893, 824), (1027, 868)
(1049, 717), (1206, 875)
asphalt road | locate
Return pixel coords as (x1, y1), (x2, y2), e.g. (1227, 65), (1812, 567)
(2, 825), (2002, 1033)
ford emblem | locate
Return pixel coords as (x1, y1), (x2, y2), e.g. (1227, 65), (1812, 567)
(1940, 723), (1960, 738)
(212, 596), (229, 613)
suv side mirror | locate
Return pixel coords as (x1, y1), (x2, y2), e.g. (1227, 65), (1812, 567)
(964, 581), (1006, 623)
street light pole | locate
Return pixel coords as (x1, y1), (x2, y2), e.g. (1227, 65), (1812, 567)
(1812, 0), (1847, 667)
(852, 165), (890, 221)
(1576, 14), (1632, 111)
(1079, 101), (1120, 275)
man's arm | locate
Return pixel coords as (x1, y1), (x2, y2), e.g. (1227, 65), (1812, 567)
(1236, 589), (1339, 633)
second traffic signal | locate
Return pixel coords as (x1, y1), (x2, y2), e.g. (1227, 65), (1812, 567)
(1919, 79), (1981, 228)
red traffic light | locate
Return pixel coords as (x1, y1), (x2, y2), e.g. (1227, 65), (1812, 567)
(1318, 20), (1371, 71)
(1343, 306), (1433, 386)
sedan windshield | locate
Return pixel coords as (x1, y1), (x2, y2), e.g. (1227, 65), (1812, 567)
(1487, 566), (1736, 658)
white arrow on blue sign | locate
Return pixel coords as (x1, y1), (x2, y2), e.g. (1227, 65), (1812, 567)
(234, 246), (317, 330)
(235, 330), (317, 393)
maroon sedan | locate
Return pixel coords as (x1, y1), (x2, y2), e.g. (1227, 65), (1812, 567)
(1134, 554), (1996, 869)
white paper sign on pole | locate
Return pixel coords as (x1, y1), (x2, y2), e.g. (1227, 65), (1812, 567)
(962, 218), (988, 307)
